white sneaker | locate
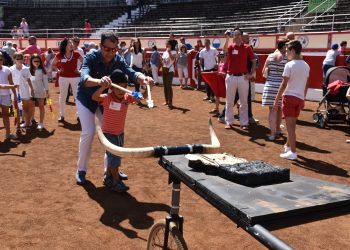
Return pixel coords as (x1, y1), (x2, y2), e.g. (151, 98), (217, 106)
(283, 145), (291, 153)
(280, 150), (297, 160)
(20, 122), (32, 128)
(37, 123), (44, 130)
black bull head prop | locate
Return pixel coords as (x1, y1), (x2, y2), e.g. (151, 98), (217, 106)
(95, 109), (221, 157)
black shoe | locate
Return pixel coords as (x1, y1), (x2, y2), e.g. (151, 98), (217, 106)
(119, 171), (128, 180)
(58, 116), (65, 123)
(31, 119), (37, 125)
(16, 128), (22, 135)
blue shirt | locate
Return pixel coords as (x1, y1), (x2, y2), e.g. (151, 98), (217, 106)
(77, 50), (142, 113)
(150, 50), (160, 67)
(123, 51), (132, 66)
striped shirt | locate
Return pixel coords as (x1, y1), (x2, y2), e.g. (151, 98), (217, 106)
(101, 92), (134, 135)
(262, 53), (288, 106)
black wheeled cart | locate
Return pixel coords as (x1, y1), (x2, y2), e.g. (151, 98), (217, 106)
(147, 154), (350, 250)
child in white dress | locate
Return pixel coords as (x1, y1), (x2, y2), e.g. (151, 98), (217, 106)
(29, 54), (49, 130)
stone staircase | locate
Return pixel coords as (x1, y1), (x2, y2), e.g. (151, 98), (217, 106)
(90, 5), (157, 38)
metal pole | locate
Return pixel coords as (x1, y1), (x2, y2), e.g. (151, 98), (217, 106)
(200, 24), (202, 36)
(331, 14), (335, 31)
(247, 224), (294, 250)
(46, 29), (48, 39)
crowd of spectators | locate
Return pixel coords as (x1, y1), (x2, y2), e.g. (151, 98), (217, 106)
(1, 28), (350, 155)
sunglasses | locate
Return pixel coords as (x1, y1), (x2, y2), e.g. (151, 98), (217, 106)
(16, 58), (23, 60)
(33, 60), (40, 63)
(101, 44), (118, 53)
(74, 41), (80, 44)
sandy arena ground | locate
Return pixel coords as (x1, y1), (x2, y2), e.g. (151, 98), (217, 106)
(0, 84), (349, 249)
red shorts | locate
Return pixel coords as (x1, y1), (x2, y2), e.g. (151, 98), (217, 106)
(282, 95), (304, 118)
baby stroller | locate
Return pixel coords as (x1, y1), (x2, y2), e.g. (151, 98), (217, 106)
(313, 66), (350, 128)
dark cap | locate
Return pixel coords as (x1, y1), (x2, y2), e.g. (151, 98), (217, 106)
(110, 69), (128, 84)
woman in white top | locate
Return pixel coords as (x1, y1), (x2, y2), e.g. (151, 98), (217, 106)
(130, 38), (144, 92)
(29, 54), (49, 130)
(160, 40), (177, 109)
(0, 52), (18, 139)
(44, 48), (55, 81)
(322, 43), (339, 78)
(10, 52), (35, 131)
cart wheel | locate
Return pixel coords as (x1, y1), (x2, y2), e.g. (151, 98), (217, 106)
(147, 219), (188, 250)
(319, 115), (327, 128)
(312, 113), (320, 123)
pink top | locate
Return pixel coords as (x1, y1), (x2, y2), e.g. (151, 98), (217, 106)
(338, 47), (345, 55)
(85, 22), (92, 33)
(20, 21), (28, 32)
(23, 45), (41, 55)
(101, 93), (135, 135)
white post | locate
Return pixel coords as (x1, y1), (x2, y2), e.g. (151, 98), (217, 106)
(331, 14), (335, 31)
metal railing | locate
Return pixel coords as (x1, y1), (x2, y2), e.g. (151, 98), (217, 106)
(303, 0), (337, 16)
(301, 0), (337, 30)
(1, 0), (126, 8)
(277, 0), (308, 32)
(0, 12), (347, 38)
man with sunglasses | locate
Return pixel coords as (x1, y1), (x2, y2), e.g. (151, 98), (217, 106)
(75, 31), (153, 185)
(73, 37), (84, 59)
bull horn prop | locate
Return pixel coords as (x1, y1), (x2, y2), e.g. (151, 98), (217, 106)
(111, 83), (143, 100)
(95, 109), (220, 157)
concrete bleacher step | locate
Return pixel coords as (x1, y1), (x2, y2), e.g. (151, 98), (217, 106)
(90, 5), (157, 38)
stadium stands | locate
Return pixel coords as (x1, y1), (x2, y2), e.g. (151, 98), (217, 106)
(1, 0), (349, 38)
(117, 0), (307, 36)
(2, 5), (131, 38)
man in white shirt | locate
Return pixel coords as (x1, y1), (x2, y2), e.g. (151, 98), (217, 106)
(73, 37), (84, 58)
(199, 38), (218, 102)
(2, 41), (16, 59)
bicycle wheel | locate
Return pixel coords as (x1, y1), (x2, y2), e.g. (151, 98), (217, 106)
(147, 219), (188, 250)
